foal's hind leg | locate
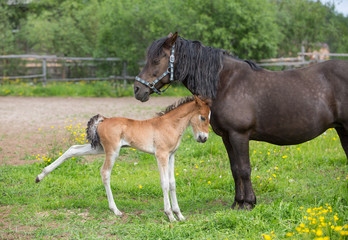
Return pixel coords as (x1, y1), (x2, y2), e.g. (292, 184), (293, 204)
(36, 144), (104, 183)
(336, 126), (348, 159)
(101, 146), (122, 216)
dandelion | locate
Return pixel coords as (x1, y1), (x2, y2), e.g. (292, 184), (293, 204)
(282, 155), (288, 159)
(316, 228), (323, 236)
(208, 181), (211, 184)
(139, 185), (142, 189)
(262, 234), (272, 240)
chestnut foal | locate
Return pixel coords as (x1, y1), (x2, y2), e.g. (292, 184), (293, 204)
(35, 96), (210, 222)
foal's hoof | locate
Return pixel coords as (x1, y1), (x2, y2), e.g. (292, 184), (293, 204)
(231, 201), (255, 210)
(35, 176), (41, 183)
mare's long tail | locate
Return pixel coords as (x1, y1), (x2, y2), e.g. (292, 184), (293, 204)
(86, 114), (105, 149)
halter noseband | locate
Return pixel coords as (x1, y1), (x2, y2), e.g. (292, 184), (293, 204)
(135, 44), (176, 95)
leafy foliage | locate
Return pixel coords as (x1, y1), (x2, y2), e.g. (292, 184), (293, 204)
(1, 0), (348, 74)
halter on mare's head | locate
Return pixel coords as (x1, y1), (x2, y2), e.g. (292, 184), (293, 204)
(135, 43), (176, 94)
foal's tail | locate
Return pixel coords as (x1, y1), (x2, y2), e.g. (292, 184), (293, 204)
(86, 114), (105, 149)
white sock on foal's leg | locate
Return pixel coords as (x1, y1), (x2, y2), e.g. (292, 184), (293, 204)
(168, 154), (185, 221)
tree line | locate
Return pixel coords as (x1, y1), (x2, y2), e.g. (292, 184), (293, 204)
(1, 0), (348, 75)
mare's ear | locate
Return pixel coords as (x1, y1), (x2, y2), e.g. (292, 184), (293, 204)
(164, 32), (178, 48)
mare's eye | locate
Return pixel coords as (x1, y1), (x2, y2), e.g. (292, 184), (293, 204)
(153, 59), (160, 65)
(200, 116), (206, 121)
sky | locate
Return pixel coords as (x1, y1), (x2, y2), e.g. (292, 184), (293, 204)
(320, 0), (348, 16)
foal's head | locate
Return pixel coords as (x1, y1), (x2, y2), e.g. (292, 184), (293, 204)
(190, 96), (211, 143)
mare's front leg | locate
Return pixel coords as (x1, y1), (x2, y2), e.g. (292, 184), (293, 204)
(222, 132), (256, 210)
(101, 146), (122, 216)
(156, 151), (176, 222)
(336, 126), (348, 159)
(168, 154), (185, 221)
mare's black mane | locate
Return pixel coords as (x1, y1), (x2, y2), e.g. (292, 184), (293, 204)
(146, 36), (262, 99)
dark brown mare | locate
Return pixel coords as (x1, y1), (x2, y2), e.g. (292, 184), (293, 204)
(133, 32), (348, 210)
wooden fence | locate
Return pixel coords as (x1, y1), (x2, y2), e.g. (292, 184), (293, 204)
(258, 47), (348, 67)
(0, 55), (135, 84)
(1, 51), (348, 83)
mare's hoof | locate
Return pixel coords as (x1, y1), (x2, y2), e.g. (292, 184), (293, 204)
(231, 201), (255, 210)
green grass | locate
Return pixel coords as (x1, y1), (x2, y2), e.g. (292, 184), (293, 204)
(0, 123), (347, 239)
(0, 80), (191, 97)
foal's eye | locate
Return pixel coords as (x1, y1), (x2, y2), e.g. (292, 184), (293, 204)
(200, 116), (206, 121)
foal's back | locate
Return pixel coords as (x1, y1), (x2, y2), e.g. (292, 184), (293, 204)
(97, 117), (156, 154)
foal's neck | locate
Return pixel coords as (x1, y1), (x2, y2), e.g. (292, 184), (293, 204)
(157, 102), (196, 132)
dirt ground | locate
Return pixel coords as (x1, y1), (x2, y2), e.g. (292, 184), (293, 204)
(0, 96), (180, 166)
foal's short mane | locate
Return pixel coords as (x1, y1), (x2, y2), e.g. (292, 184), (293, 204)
(156, 96), (194, 116)
(147, 36), (262, 99)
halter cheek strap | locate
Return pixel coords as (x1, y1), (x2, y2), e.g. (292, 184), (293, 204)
(135, 44), (176, 95)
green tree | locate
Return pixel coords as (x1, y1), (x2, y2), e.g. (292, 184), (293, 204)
(0, 4), (15, 55)
(21, 0), (99, 56)
(172, 0), (281, 60)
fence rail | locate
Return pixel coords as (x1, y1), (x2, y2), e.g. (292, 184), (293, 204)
(258, 50), (348, 67)
(0, 55), (134, 84)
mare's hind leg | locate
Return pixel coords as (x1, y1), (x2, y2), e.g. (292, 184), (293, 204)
(336, 126), (348, 159)
(101, 146), (122, 216)
(36, 144), (104, 183)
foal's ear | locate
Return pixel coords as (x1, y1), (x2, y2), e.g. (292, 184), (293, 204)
(195, 95), (212, 107)
(164, 32), (178, 48)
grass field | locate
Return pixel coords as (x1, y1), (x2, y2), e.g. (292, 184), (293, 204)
(0, 80), (191, 97)
(0, 118), (347, 239)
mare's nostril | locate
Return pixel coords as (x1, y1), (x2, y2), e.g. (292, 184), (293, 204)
(134, 86), (140, 94)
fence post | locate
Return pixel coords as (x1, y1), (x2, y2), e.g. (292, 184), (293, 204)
(300, 46), (305, 64)
(123, 61), (127, 88)
(42, 58), (47, 85)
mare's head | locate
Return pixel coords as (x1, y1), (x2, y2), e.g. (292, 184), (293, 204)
(190, 96), (211, 143)
(134, 33), (178, 102)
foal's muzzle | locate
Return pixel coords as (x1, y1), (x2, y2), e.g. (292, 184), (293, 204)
(197, 133), (208, 143)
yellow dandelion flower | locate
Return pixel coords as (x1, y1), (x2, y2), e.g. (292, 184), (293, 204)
(262, 234), (271, 240)
(282, 155), (287, 159)
(335, 226), (342, 231)
(316, 228), (323, 236)
(208, 181), (211, 184)
(285, 232), (293, 237)
(139, 185), (142, 189)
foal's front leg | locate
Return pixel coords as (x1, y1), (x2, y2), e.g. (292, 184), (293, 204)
(168, 154), (185, 221)
(156, 151), (176, 222)
(101, 147), (122, 216)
